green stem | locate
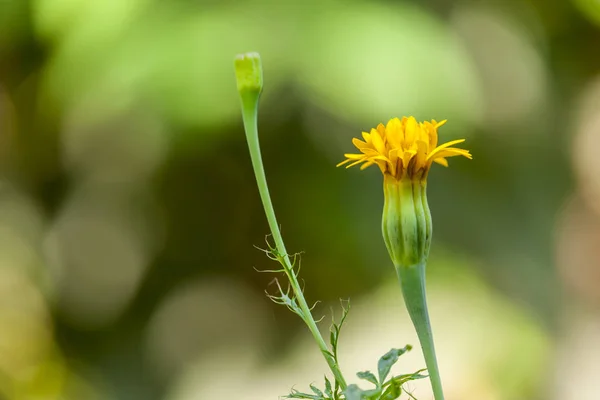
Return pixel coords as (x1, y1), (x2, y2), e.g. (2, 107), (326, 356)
(396, 262), (445, 400)
(240, 95), (348, 389)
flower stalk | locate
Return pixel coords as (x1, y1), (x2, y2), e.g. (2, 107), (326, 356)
(234, 53), (347, 390)
(396, 261), (444, 400)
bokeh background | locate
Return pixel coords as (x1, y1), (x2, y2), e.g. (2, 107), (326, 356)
(1, 0), (600, 399)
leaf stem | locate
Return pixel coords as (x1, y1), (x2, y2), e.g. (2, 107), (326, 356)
(240, 94), (348, 390)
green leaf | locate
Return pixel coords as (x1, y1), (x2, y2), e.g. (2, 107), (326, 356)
(343, 384), (363, 400)
(329, 300), (350, 363)
(324, 376), (333, 398)
(377, 345), (412, 383)
(361, 388), (382, 400)
(380, 379), (402, 400)
(405, 391), (418, 400)
(356, 371), (378, 387)
(329, 329), (336, 352)
(334, 378), (341, 400)
(379, 368), (426, 400)
(382, 369), (427, 389)
(286, 389), (322, 400)
(310, 384), (324, 397)
(322, 349), (336, 360)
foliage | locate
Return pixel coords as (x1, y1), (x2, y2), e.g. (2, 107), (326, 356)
(285, 346), (426, 400)
(256, 239), (425, 399)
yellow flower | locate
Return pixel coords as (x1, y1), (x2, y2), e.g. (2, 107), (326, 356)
(337, 117), (472, 180)
(336, 116), (470, 400)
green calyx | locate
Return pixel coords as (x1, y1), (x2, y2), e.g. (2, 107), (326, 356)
(381, 174), (432, 269)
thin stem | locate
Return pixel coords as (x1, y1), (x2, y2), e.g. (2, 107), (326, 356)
(240, 95), (348, 389)
(396, 263), (445, 400)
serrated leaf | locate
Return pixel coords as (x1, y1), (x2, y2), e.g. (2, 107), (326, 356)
(405, 391), (418, 400)
(343, 384), (363, 400)
(324, 377), (333, 398)
(329, 300), (350, 362)
(382, 369), (427, 389)
(322, 349), (335, 360)
(380, 379), (402, 400)
(310, 384), (324, 397)
(334, 378), (341, 400)
(356, 371), (378, 387)
(377, 345), (412, 383)
(286, 389), (322, 400)
(330, 329), (336, 350)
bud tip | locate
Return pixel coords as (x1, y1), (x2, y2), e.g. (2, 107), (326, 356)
(234, 52), (263, 95)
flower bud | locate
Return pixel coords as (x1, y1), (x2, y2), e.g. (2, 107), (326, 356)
(234, 52), (263, 98)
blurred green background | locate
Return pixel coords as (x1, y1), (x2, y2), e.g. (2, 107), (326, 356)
(1, 0), (600, 399)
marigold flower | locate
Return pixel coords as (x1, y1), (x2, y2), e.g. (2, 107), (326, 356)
(337, 117), (472, 180)
(337, 116), (472, 400)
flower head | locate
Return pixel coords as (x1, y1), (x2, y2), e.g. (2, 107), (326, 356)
(337, 117), (472, 180)
(336, 117), (468, 400)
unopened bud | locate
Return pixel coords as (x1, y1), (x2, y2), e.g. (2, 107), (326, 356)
(234, 52), (263, 97)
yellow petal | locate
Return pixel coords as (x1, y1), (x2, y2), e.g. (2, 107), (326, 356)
(415, 140), (428, 170)
(346, 159), (367, 168)
(404, 116), (417, 146)
(417, 122), (428, 143)
(427, 123), (438, 149)
(433, 157), (448, 167)
(336, 159), (352, 167)
(434, 119), (447, 129)
(374, 159), (388, 173)
(385, 118), (403, 150)
(430, 149), (471, 160)
(370, 128), (387, 155)
(343, 153), (365, 159)
(352, 137), (370, 150)
(368, 154), (391, 162)
(426, 139), (467, 160)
